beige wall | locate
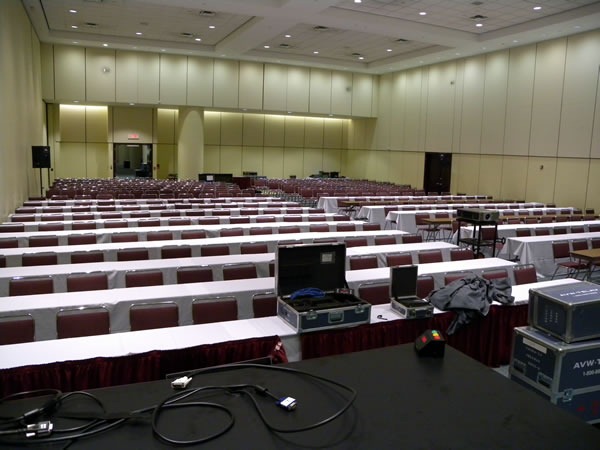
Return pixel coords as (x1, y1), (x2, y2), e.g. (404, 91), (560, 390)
(373, 30), (600, 210)
(0, 1), (45, 221)
(204, 112), (350, 178)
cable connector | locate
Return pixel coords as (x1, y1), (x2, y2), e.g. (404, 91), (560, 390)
(277, 396), (297, 411)
(171, 376), (192, 390)
(25, 421), (53, 438)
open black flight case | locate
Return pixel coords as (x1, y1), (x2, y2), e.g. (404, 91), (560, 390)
(275, 242), (371, 333)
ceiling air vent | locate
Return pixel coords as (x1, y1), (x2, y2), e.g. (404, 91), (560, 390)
(313, 26), (329, 31)
(279, 43), (291, 48)
(470, 14), (488, 20)
(85, 22), (98, 28)
(396, 38), (409, 43)
(180, 32), (194, 37)
(199, 10), (215, 16)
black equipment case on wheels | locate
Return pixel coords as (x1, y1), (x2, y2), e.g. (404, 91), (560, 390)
(275, 243), (371, 333)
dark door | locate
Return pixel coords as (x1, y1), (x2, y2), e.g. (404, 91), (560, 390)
(423, 152), (452, 195)
(113, 144), (153, 178)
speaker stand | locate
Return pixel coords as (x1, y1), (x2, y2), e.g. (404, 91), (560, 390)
(38, 168), (43, 198)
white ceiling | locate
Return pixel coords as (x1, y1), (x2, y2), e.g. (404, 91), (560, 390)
(23, 0), (600, 74)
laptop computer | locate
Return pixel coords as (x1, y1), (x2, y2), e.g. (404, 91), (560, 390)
(390, 265), (434, 319)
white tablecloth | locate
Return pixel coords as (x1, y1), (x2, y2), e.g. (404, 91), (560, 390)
(0, 241), (456, 296)
(23, 197), (283, 207)
(0, 230), (407, 267)
(498, 231), (600, 277)
(0, 256), (511, 341)
(317, 195), (490, 213)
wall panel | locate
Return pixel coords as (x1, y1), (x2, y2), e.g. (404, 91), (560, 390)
(56, 143), (86, 178)
(85, 48), (115, 102)
(41, 43), (54, 100)
(239, 61), (264, 110)
(187, 57), (214, 106)
(85, 107), (109, 143)
(525, 157), (557, 204)
(499, 156), (528, 201)
(86, 143), (110, 178)
(115, 51), (137, 103)
(54, 46), (85, 101)
(156, 109), (177, 144)
(529, 39), (566, 156)
(554, 158), (589, 208)
(284, 116), (305, 148)
(322, 148), (342, 173)
(331, 71), (352, 115)
(351, 73), (373, 117)
(159, 54), (187, 105)
(477, 155), (503, 199)
(242, 146), (264, 175)
(309, 69), (332, 114)
(459, 55), (485, 154)
(137, 53), (160, 104)
(390, 72), (406, 150)
(156, 144), (177, 179)
(263, 147), (284, 178)
(323, 119), (343, 149)
(504, 46), (535, 156)
(303, 148), (323, 178)
(203, 145), (220, 172)
(213, 59), (239, 108)
(220, 146), (242, 175)
(287, 66), (310, 113)
(304, 118), (324, 148)
(404, 69), (423, 151)
(203, 111), (221, 145)
(60, 105), (86, 142)
(425, 62), (456, 152)
(585, 160), (600, 213)
(263, 64), (287, 111)
(453, 154), (480, 194)
(220, 112), (243, 146)
(374, 73), (392, 150)
(481, 51), (509, 155)
(242, 114), (264, 146)
(558, 31), (600, 157)
(112, 107), (153, 143)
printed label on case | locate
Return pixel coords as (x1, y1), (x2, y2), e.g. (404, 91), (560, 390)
(523, 337), (547, 354)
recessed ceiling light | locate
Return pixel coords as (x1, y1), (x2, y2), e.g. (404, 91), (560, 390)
(161, 49), (166, 52)
(476, 23), (483, 27)
(419, 11), (427, 16)
(72, 41), (78, 44)
(71, 25), (78, 29)
(533, 6), (542, 10)
(73, 100), (79, 103)
(129, 103), (135, 106)
(135, 32), (142, 35)
(284, 34), (291, 38)
(386, 48), (392, 52)
(209, 25), (216, 29)
(313, 51), (319, 54)
(287, 111), (292, 114)
(264, 45), (270, 49)
(574, 25), (581, 29)
(358, 56), (364, 60)
(354, 0), (362, 3)
(195, 38), (202, 41)
(102, 43), (108, 47)
(513, 40), (519, 43)
(69, 9), (77, 13)
(455, 53), (461, 56)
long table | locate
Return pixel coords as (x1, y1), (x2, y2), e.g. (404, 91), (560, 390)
(459, 220), (600, 240)
(1, 213), (348, 232)
(9, 206), (316, 222)
(0, 230), (406, 267)
(4, 220), (370, 246)
(23, 197), (284, 207)
(0, 242), (457, 296)
(318, 195), (491, 213)
(499, 231), (600, 277)
(387, 207), (579, 233)
(0, 257), (514, 341)
(364, 202), (547, 225)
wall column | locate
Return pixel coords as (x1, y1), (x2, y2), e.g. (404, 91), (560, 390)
(177, 107), (204, 180)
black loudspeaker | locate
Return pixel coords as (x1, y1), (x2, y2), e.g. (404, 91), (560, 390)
(32, 146), (51, 168)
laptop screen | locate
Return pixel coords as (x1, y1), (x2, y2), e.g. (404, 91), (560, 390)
(390, 265), (418, 299)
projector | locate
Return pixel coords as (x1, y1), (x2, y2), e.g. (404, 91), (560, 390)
(456, 208), (499, 222)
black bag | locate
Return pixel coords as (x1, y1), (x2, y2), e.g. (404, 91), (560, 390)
(428, 275), (514, 335)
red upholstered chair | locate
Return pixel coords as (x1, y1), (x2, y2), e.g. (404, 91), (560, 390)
(401, 234), (422, 244)
(416, 275), (435, 299)
(309, 224), (329, 232)
(252, 292), (278, 318)
(71, 250), (104, 264)
(344, 237), (368, 248)
(0, 238), (18, 248)
(29, 236), (59, 247)
(168, 217), (192, 226)
(66, 272), (109, 292)
(279, 226), (301, 234)
(0, 315), (35, 345)
(111, 232), (139, 243)
(222, 263), (258, 280)
(129, 302), (179, 331)
(192, 297), (238, 324)
(56, 307), (110, 339)
(336, 223), (356, 232)
(198, 217), (220, 225)
(443, 271), (472, 285)
(176, 266), (214, 284)
(240, 242), (269, 254)
(9, 276), (54, 296)
(38, 222), (64, 231)
(72, 221), (97, 230)
(22, 253), (58, 266)
(161, 245), (192, 259)
(67, 234), (97, 245)
(357, 281), (390, 305)
(515, 228), (531, 237)
(125, 269), (164, 287)
(104, 220), (128, 228)
(449, 248), (474, 261)
(374, 235), (397, 246)
(146, 231), (173, 241)
(255, 216), (276, 223)
(385, 253), (412, 267)
(0, 223), (25, 233)
(200, 245), (230, 256)
(551, 241), (588, 279)
(220, 228), (244, 237)
(283, 215), (302, 222)
(513, 264), (538, 285)
(417, 250), (443, 264)
(363, 223), (381, 231)
(349, 255), (378, 270)
(117, 248), (149, 261)
(181, 230), (207, 239)
(481, 269), (509, 281)
(249, 227), (272, 235)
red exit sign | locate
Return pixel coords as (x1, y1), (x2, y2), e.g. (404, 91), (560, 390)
(128, 133), (139, 140)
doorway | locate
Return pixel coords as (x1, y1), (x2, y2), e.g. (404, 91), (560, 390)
(423, 152), (452, 194)
(113, 144), (153, 178)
